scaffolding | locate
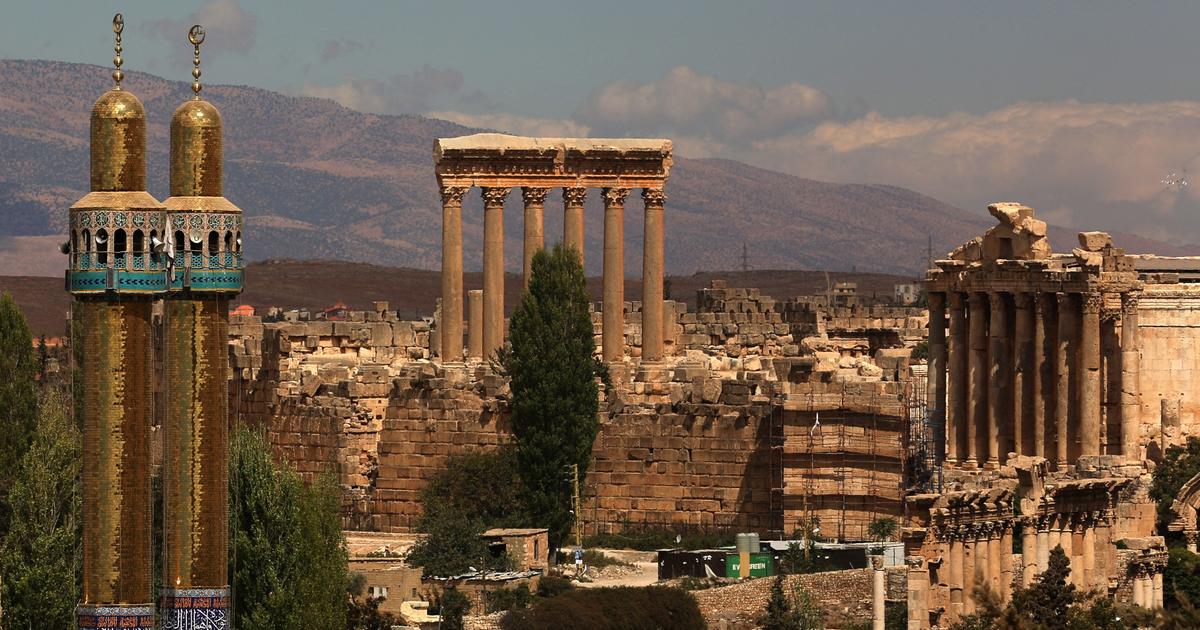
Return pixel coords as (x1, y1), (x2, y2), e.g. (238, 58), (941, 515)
(903, 372), (943, 494)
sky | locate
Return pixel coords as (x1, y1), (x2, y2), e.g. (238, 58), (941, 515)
(8, 1), (1200, 243)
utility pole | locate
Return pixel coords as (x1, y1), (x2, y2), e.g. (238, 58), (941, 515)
(741, 243), (749, 273)
(572, 463), (581, 549)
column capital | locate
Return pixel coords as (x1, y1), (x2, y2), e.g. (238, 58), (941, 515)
(1082, 292), (1103, 314)
(949, 291), (966, 309)
(1014, 292), (1034, 309)
(481, 186), (510, 208)
(969, 292), (988, 308)
(641, 188), (667, 206)
(521, 186), (549, 205)
(906, 555), (927, 570)
(928, 291), (947, 309)
(1121, 292), (1140, 313)
(601, 187), (630, 206)
(440, 185), (469, 206)
(562, 187), (588, 207)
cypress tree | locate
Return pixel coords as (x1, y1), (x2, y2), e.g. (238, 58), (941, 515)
(0, 293), (39, 533)
(499, 244), (605, 550)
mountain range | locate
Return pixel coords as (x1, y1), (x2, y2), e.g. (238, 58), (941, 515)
(0, 59), (1192, 278)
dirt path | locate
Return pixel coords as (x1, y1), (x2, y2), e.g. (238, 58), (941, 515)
(575, 549), (659, 588)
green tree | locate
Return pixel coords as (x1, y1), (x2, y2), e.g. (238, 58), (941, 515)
(0, 389), (81, 628)
(1152, 437), (1200, 533)
(761, 575), (824, 630)
(0, 293), (39, 529)
(229, 427), (348, 629)
(407, 450), (523, 577)
(436, 587), (471, 630)
(498, 244), (606, 550)
(1165, 546), (1200, 610)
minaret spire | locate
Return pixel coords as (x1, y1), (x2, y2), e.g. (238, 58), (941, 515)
(189, 24), (205, 98)
(112, 13), (124, 88)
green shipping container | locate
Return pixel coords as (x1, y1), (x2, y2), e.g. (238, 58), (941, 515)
(725, 553), (774, 577)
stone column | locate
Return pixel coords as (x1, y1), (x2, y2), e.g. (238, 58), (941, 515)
(1022, 520), (1038, 586)
(1038, 293), (1057, 459)
(1000, 524), (1014, 601)
(987, 293), (1008, 467)
(948, 532), (965, 618)
(467, 289), (483, 359)
(1133, 568), (1147, 608)
(929, 292), (949, 463)
(440, 186), (468, 361)
(872, 555), (886, 630)
(1014, 293), (1035, 457)
(521, 187), (548, 289)
(481, 186), (509, 359)
(973, 527), (988, 605)
(968, 293), (989, 468)
(1037, 518), (1050, 572)
(948, 293), (968, 466)
(907, 556), (930, 630)
(1082, 515), (1096, 590)
(1153, 569), (1164, 609)
(1056, 294), (1074, 466)
(641, 188), (666, 362)
(601, 187), (629, 362)
(1120, 294), (1142, 460)
(1059, 516), (1075, 583)
(1080, 293), (1102, 457)
(963, 528), (977, 613)
(562, 187), (587, 265)
(987, 524), (1002, 593)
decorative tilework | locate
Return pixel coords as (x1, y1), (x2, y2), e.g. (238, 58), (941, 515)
(76, 605), (156, 629)
(160, 588), (230, 630)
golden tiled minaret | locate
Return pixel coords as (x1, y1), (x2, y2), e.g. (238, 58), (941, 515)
(70, 14), (160, 630)
(160, 24), (240, 629)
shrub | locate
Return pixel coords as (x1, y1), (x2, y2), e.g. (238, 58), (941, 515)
(486, 583), (534, 613)
(536, 575), (574, 598)
(500, 586), (704, 630)
(432, 588), (471, 630)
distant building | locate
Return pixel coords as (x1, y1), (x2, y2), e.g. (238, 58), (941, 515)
(894, 283), (919, 305)
(230, 304), (255, 317)
(481, 528), (550, 572)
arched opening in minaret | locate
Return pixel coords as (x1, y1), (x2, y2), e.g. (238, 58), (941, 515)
(113, 229), (127, 269)
(224, 231), (232, 252)
(71, 230), (78, 255)
(174, 230), (185, 253)
(96, 229), (109, 266)
(235, 231), (241, 252)
(208, 230), (219, 254)
(132, 229), (144, 253)
(82, 229), (91, 252)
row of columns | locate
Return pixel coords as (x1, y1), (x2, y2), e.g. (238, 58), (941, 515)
(1130, 559), (1166, 610)
(928, 290), (1140, 468)
(939, 512), (1117, 623)
(942, 521), (1014, 617)
(440, 185), (666, 363)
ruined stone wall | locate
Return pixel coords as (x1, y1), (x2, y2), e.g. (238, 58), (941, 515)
(1137, 283), (1200, 455)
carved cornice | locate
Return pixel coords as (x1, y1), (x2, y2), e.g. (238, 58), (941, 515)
(562, 187), (587, 207)
(602, 187), (629, 207)
(642, 188), (667, 207)
(481, 187), (510, 207)
(440, 186), (469, 206)
(521, 187), (549, 206)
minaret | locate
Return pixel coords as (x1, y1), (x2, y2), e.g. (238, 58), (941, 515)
(160, 24), (240, 629)
(70, 14), (161, 630)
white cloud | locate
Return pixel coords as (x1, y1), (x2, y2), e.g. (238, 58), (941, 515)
(299, 65), (464, 115)
(425, 111), (592, 138)
(575, 66), (833, 144)
(144, 0), (259, 60)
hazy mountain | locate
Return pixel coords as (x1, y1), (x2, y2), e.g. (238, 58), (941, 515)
(0, 59), (1189, 278)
